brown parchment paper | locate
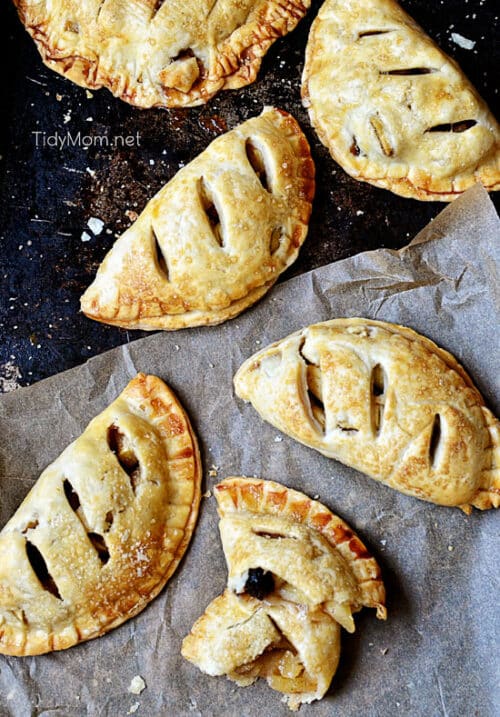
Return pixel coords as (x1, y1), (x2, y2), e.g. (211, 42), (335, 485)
(0, 184), (499, 717)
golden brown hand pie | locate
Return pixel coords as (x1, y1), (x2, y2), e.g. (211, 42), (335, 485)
(182, 477), (386, 710)
(234, 319), (500, 512)
(0, 373), (201, 656)
(81, 108), (314, 330)
(301, 0), (500, 200)
(14, 0), (311, 108)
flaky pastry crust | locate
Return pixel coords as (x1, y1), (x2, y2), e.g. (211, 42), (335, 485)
(182, 477), (385, 710)
(0, 373), (201, 656)
(80, 108), (314, 330)
(301, 0), (500, 200)
(14, 0), (311, 108)
(234, 319), (500, 512)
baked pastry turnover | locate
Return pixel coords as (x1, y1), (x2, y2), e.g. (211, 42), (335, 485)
(14, 0), (311, 108)
(234, 319), (500, 512)
(0, 373), (201, 655)
(302, 0), (500, 200)
(182, 477), (386, 710)
(81, 108), (314, 330)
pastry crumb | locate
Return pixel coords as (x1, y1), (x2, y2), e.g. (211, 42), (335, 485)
(86, 167), (96, 178)
(55, 93), (63, 101)
(128, 702), (140, 714)
(128, 675), (146, 695)
(203, 490), (212, 498)
(448, 545), (454, 551)
(125, 209), (139, 222)
(380, 539), (387, 546)
(273, 436), (283, 443)
(86, 90), (94, 98)
(451, 32), (476, 49)
(87, 217), (104, 235)
(208, 464), (219, 477)
(356, 210), (364, 216)
(380, 647), (389, 655)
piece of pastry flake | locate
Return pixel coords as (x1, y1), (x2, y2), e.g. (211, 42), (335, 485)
(14, 0), (311, 108)
(0, 374), (201, 656)
(182, 477), (386, 710)
(80, 108), (315, 331)
(450, 33), (476, 50)
(301, 0), (500, 200)
(234, 319), (500, 512)
(87, 217), (105, 235)
(128, 675), (146, 695)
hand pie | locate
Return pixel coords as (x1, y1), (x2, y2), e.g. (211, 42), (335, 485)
(0, 373), (201, 656)
(301, 0), (500, 200)
(81, 108), (314, 330)
(182, 477), (386, 710)
(234, 319), (500, 512)
(14, 0), (311, 108)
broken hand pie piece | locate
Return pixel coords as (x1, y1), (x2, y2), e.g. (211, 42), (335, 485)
(0, 374), (201, 655)
(182, 477), (386, 710)
(302, 0), (500, 200)
(14, 0), (311, 108)
(81, 108), (314, 330)
(234, 319), (500, 511)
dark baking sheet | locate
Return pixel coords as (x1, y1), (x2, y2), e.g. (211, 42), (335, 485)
(0, 0), (499, 390)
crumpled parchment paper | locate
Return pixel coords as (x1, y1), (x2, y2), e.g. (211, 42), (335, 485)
(0, 184), (499, 717)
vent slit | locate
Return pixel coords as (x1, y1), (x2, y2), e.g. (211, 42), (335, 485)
(380, 67), (436, 75)
(253, 530), (297, 540)
(25, 540), (62, 599)
(350, 137), (361, 156)
(63, 478), (80, 512)
(87, 532), (110, 564)
(199, 178), (224, 247)
(371, 364), (386, 436)
(107, 425), (141, 493)
(370, 115), (393, 156)
(358, 29), (394, 38)
(151, 0), (166, 17)
(299, 340), (325, 432)
(104, 511), (114, 532)
(270, 227), (283, 254)
(63, 479), (111, 565)
(245, 139), (271, 193)
(425, 119), (477, 134)
(152, 226), (169, 281)
(336, 424), (359, 433)
(429, 414), (441, 468)
(306, 365), (325, 432)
